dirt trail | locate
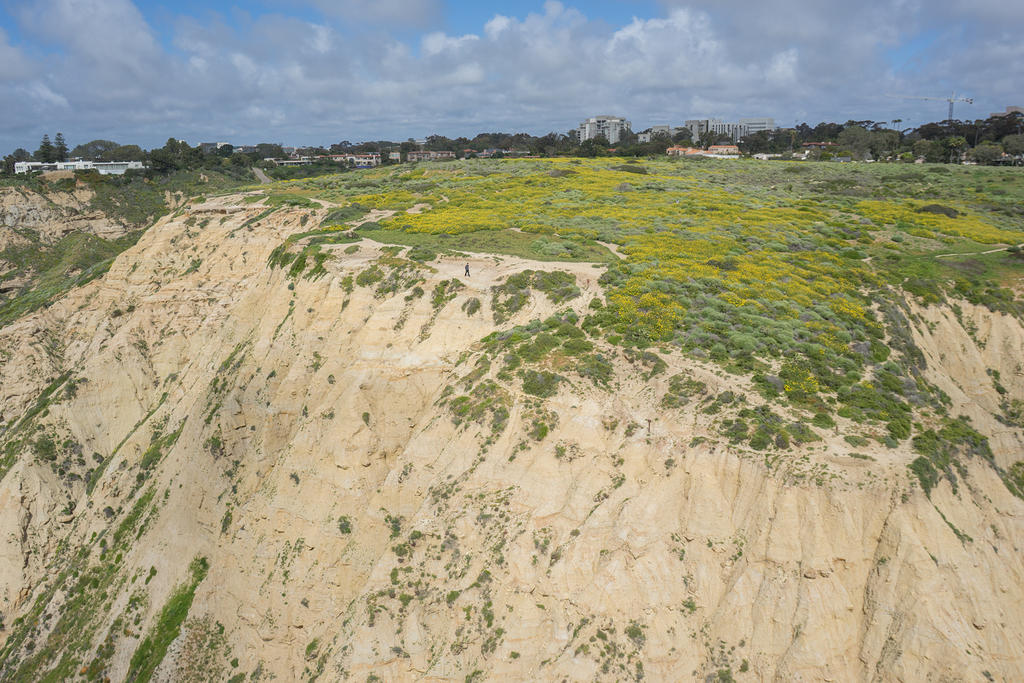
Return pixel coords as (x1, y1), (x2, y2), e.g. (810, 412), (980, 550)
(596, 239), (625, 259)
(426, 250), (605, 300)
(330, 238), (607, 304)
(935, 242), (1024, 258)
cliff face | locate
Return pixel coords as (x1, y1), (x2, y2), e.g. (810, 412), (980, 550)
(0, 184), (133, 243)
(0, 192), (1021, 681)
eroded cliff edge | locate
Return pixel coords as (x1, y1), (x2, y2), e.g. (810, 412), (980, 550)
(0, 190), (1021, 681)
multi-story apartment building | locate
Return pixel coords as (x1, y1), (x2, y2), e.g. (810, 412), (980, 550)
(407, 150), (456, 162)
(576, 116), (632, 145)
(325, 153), (382, 168)
(684, 119), (750, 143)
(738, 118), (777, 134)
(990, 106), (1023, 118)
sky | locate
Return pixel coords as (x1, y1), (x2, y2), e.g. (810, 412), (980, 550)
(0, 0), (1022, 152)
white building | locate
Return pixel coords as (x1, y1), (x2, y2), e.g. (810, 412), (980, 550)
(325, 153), (382, 168)
(14, 160), (145, 175)
(271, 158), (314, 167)
(739, 118), (777, 134)
(684, 119), (750, 143)
(199, 141), (232, 154)
(407, 150), (456, 162)
(577, 116), (632, 145)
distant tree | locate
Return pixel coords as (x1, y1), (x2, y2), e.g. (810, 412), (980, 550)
(256, 143), (285, 159)
(809, 121), (843, 141)
(35, 134), (55, 162)
(54, 133), (68, 161)
(914, 122), (949, 140)
(352, 141), (382, 154)
(672, 128), (692, 144)
(578, 137), (608, 157)
(425, 135), (455, 152)
(70, 139), (120, 160)
(1003, 134), (1024, 156)
(837, 126), (872, 158)
(147, 139), (179, 174)
(399, 140), (417, 161)
(912, 139), (935, 161)
(647, 131), (673, 152)
(215, 144), (234, 158)
(969, 142), (1003, 165)
(943, 136), (968, 162)
(869, 129), (899, 159)
(2, 148), (30, 173)
(147, 138), (201, 175)
(739, 130), (772, 154)
(115, 144), (146, 161)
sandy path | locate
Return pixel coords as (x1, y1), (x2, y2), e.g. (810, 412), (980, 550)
(935, 242), (1024, 259)
(325, 238), (606, 304)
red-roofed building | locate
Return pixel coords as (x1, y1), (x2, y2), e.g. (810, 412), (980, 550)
(666, 146), (704, 156)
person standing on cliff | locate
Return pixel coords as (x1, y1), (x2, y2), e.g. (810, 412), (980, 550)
(465, 263), (470, 277)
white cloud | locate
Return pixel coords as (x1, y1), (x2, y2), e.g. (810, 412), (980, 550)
(24, 81), (70, 108)
(421, 32), (479, 57)
(484, 15), (512, 40)
(0, 0), (1021, 151)
(300, 0), (441, 27)
(0, 29), (34, 82)
(18, 0), (162, 72)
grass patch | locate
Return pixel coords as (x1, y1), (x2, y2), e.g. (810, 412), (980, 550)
(127, 557), (210, 683)
(0, 231), (143, 328)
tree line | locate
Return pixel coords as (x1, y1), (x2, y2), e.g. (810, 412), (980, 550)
(738, 115), (1024, 163)
(4, 112), (1023, 176)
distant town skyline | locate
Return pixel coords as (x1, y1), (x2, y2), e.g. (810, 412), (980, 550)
(1, 0), (1022, 152)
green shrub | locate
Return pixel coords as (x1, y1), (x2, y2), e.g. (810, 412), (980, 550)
(320, 204), (366, 226)
(491, 270), (580, 323)
(462, 297), (481, 316)
(520, 370), (562, 398)
(909, 417), (993, 496)
(407, 245), (437, 262)
(578, 353), (614, 387)
(811, 412), (835, 429)
(356, 265), (384, 287)
(661, 373), (707, 408)
(127, 557), (209, 682)
(1004, 461), (1024, 499)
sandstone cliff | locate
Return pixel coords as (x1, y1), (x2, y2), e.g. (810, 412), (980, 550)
(0, 191), (1021, 681)
(0, 184), (133, 243)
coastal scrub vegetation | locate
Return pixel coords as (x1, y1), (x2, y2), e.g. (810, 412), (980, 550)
(270, 157), (1023, 490)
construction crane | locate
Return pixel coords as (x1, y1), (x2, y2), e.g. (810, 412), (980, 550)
(888, 91), (974, 122)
